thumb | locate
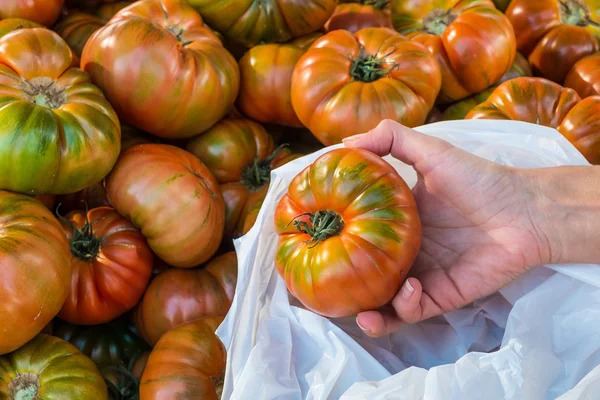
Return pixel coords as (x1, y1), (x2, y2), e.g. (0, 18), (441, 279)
(342, 119), (455, 167)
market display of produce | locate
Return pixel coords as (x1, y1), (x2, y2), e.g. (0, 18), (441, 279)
(0, 0), (599, 398)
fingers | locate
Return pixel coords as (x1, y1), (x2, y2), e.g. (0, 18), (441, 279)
(342, 119), (455, 167)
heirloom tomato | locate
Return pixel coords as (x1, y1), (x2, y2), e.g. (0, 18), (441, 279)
(81, 0), (239, 139)
(57, 182), (110, 212)
(324, 0), (393, 33)
(54, 12), (105, 57)
(186, 0), (337, 48)
(0, 334), (107, 399)
(392, 0), (516, 103)
(0, 192), (71, 355)
(274, 148), (422, 318)
(506, 0), (600, 83)
(140, 318), (226, 400)
(0, 18), (41, 38)
(291, 27), (441, 145)
(237, 34), (322, 128)
(134, 252), (237, 346)
(32, 194), (57, 210)
(0, 28), (121, 195)
(466, 77), (600, 164)
(95, 1), (133, 21)
(187, 118), (301, 240)
(58, 207), (153, 325)
(0, 0), (64, 27)
(106, 144), (225, 268)
(565, 52), (600, 98)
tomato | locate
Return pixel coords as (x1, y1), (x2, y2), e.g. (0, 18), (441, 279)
(565, 52), (600, 98)
(106, 144), (225, 268)
(134, 252), (237, 346)
(57, 207), (153, 324)
(53, 318), (150, 371)
(54, 12), (105, 57)
(324, 0), (393, 33)
(0, 192), (71, 355)
(0, 28), (121, 195)
(0, 334), (107, 399)
(0, 18), (42, 38)
(274, 148), (422, 317)
(32, 194), (57, 210)
(187, 118), (302, 240)
(392, 0), (516, 103)
(466, 77), (600, 164)
(0, 0), (64, 27)
(95, 1), (133, 21)
(237, 34), (322, 128)
(140, 317), (226, 400)
(442, 52), (533, 120)
(506, 0), (600, 83)
(291, 28), (441, 145)
(425, 107), (444, 124)
(186, 0), (337, 48)
(81, 0), (239, 139)
(57, 182), (111, 212)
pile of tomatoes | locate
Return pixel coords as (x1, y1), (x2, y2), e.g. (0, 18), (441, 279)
(0, 0), (599, 399)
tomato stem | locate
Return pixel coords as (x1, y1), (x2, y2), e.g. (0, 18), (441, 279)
(291, 210), (345, 247)
(349, 0), (390, 9)
(422, 8), (456, 36)
(8, 373), (39, 400)
(21, 77), (66, 109)
(350, 47), (398, 83)
(166, 25), (192, 46)
(57, 204), (103, 261)
(241, 144), (289, 191)
(103, 358), (142, 400)
(559, 0), (595, 26)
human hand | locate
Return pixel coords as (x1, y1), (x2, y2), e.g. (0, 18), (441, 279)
(343, 120), (552, 337)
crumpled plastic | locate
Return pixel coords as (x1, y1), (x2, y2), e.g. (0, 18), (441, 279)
(216, 120), (600, 400)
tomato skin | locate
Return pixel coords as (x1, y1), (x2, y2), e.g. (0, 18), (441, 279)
(274, 148), (422, 318)
(134, 252), (237, 346)
(506, 0), (600, 83)
(0, 18), (42, 38)
(0, 0), (64, 27)
(236, 34), (321, 128)
(558, 96), (600, 164)
(0, 192), (71, 355)
(0, 334), (107, 399)
(106, 144), (225, 268)
(565, 52), (600, 98)
(81, 0), (240, 139)
(32, 194), (57, 210)
(54, 12), (105, 57)
(291, 28), (441, 145)
(95, 1), (132, 21)
(58, 207), (153, 325)
(140, 318), (226, 400)
(57, 182), (111, 212)
(186, 0), (337, 48)
(393, 0), (516, 103)
(324, 2), (393, 33)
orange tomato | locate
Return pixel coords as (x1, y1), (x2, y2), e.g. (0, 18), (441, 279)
(565, 51), (600, 98)
(0, 0), (64, 27)
(324, 0), (393, 33)
(54, 12), (105, 57)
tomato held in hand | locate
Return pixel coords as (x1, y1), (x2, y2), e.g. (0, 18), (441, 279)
(106, 144), (225, 268)
(134, 252), (237, 346)
(274, 148), (422, 318)
(140, 318), (226, 400)
(392, 0), (516, 104)
(565, 52), (600, 98)
(324, 0), (393, 33)
(81, 0), (239, 139)
(58, 207), (153, 324)
(466, 77), (600, 164)
(506, 0), (600, 83)
(0, 0), (64, 27)
(291, 27), (441, 145)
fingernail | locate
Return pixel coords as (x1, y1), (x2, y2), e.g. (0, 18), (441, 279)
(356, 317), (371, 334)
(401, 279), (415, 300)
(342, 133), (367, 143)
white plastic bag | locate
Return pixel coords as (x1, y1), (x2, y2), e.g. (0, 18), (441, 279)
(216, 120), (600, 400)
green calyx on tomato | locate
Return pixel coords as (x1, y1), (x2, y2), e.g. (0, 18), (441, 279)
(165, 25), (192, 47)
(292, 210), (345, 246)
(350, 49), (398, 83)
(559, 0), (597, 27)
(422, 8), (457, 36)
(104, 359), (141, 400)
(241, 144), (288, 191)
(21, 77), (66, 109)
(352, 0), (390, 9)
(59, 208), (102, 261)
(8, 373), (39, 400)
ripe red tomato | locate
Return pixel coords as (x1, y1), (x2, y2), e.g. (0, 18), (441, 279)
(565, 52), (600, 98)
(81, 0), (240, 139)
(0, 0), (64, 27)
(291, 27), (441, 145)
(105, 144), (225, 268)
(274, 148), (422, 317)
(324, 0), (393, 33)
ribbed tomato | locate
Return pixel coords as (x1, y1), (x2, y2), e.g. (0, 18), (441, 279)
(186, 0), (337, 47)
(106, 144), (225, 268)
(237, 34), (321, 128)
(291, 27), (441, 145)
(0, 0), (64, 27)
(139, 318), (226, 400)
(324, 0), (393, 33)
(134, 252), (237, 346)
(466, 77), (600, 164)
(58, 207), (153, 324)
(274, 148), (422, 317)
(0, 18), (41, 38)
(54, 12), (105, 57)
(95, 1), (133, 21)
(0, 192), (71, 355)
(0, 28), (121, 195)
(392, 0), (516, 103)
(565, 52), (600, 98)
(506, 0), (600, 83)
(0, 334), (107, 399)
(187, 118), (301, 240)
(81, 0), (239, 139)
